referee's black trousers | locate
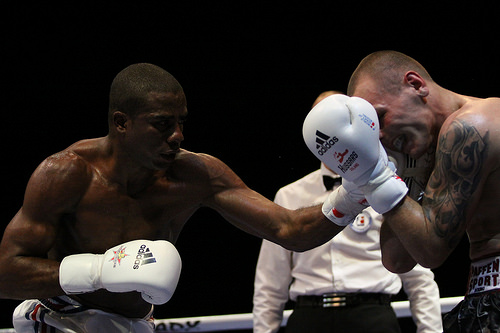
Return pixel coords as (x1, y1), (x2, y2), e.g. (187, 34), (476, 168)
(285, 303), (401, 333)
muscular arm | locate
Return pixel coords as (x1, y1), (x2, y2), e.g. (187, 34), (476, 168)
(199, 155), (342, 252)
(0, 152), (91, 299)
(210, 185), (341, 251)
(0, 209), (62, 299)
(380, 221), (417, 273)
(383, 118), (488, 269)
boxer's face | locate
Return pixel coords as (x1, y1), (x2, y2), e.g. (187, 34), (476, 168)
(353, 78), (433, 159)
(121, 91), (188, 170)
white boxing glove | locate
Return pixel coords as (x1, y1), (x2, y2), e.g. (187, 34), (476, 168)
(303, 94), (408, 216)
(322, 181), (368, 226)
(59, 240), (182, 305)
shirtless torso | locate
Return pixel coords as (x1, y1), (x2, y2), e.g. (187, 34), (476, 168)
(354, 72), (500, 269)
(339, 50), (500, 330)
(48, 141), (211, 317)
(434, 98), (500, 261)
(0, 63), (340, 320)
(1, 137), (338, 319)
(5, 139), (224, 317)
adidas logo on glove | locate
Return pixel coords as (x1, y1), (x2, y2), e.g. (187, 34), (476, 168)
(133, 244), (157, 269)
(303, 94), (409, 218)
(315, 130), (339, 156)
(60, 240), (182, 305)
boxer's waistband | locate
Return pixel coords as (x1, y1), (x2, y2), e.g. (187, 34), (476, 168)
(39, 296), (155, 320)
(40, 295), (89, 314)
(467, 256), (500, 295)
(296, 293), (391, 308)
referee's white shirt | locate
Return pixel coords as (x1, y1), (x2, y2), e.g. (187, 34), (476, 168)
(253, 164), (443, 333)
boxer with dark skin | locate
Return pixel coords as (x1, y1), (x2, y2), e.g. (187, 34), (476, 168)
(0, 63), (340, 320)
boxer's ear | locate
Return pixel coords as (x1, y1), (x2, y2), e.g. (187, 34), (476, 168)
(113, 111), (128, 132)
(404, 71), (429, 97)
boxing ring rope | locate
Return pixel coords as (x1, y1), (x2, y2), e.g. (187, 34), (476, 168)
(0, 296), (462, 332)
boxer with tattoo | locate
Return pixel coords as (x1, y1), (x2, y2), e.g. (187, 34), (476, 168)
(303, 50), (500, 332)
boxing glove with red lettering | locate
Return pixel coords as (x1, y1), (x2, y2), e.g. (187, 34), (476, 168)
(322, 180), (369, 226)
(59, 240), (182, 305)
(303, 94), (407, 218)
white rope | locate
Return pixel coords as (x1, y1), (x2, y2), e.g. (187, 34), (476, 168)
(0, 296), (463, 332)
(154, 296), (463, 332)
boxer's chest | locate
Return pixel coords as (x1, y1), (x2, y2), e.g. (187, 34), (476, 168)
(67, 175), (200, 250)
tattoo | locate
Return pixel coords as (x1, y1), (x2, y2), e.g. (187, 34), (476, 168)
(423, 119), (488, 249)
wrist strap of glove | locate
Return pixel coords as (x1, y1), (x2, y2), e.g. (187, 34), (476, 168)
(59, 254), (103, 294)
(360, 166), (408, 214)
(322, 186), (368, 226)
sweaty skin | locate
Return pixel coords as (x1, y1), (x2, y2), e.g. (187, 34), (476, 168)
(0, 89), (340, 318)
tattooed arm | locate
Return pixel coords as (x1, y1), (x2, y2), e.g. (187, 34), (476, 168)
(382, 117), (489, 270)
(424, 119), (487, 250)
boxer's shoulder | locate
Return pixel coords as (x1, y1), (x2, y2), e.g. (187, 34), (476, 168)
(32, 148), (93, 190)
(170, 150), (240, 182)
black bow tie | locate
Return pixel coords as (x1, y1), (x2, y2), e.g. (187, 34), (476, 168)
(323, 176), (342, 191)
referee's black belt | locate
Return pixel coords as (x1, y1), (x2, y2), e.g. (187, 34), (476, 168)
(296, 293), (391, 308)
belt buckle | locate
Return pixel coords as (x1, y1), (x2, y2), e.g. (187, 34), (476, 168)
(322, 293), (347, 308)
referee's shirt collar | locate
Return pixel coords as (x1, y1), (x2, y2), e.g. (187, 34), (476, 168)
(320, 163), (341, 191)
